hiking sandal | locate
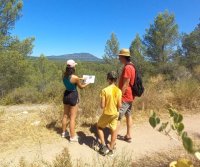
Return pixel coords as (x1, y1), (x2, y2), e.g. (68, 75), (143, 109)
(124, 136), (132, 143)
(117, 134), (124, 140)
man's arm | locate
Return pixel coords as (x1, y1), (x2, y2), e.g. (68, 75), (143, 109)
(121, 78), (130, 95)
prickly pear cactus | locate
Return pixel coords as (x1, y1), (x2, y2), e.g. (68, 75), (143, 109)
(169, 159), (194, 167)
(149, 107), (200, 160)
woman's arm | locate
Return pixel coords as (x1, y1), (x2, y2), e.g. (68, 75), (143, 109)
(74, 76), (89, 89)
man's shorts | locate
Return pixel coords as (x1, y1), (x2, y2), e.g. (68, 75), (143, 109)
(97, 113), (119, 131)
(118, 102), (133, 120)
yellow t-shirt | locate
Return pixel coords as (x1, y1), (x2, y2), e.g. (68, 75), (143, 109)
(100, 84), (122, 115)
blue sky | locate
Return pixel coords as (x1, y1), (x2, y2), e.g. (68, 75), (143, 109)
(12, 0), (200, 58)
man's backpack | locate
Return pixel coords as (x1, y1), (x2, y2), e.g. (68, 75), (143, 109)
(127, 63), (144, 97)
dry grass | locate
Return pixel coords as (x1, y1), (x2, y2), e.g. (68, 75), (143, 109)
(134, 75), (200, 114)
(78, 84), (105, 118)
(1, 148), (72, 167)
(171, 79), (200, 109)
(0, 104), (62, 153)
(1, 147), (200, 167)
(132, 149), (200, 167)
(1, 148), (133, 167)
(52, 148), (72, 167)
(134, 75), (173, 112)
(0, 101), (100, 154)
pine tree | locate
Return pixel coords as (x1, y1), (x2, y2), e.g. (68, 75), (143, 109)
(130, 34), (145, 70)
(182, 22), (200, 70)
(0, 50), (28, 92)
(103, 32), (119, 65)
(34, 54), (60, 93)
(143, 11), (178, 64)
(0, 0), (23, 36)
(0, 0), (34, 95)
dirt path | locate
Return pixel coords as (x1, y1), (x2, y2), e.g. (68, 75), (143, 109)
(0, 105), (199, 166)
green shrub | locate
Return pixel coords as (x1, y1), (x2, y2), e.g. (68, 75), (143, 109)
(0, 86), (42, 105)
(43, 81), (64, 103)
(149, 107), (200, 161)
(193, 65), (200, 81)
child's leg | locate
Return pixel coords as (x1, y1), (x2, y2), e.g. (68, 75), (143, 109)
(97, 114), (107, 145)
(110, 129), (117, 150)
(97, 126), (109, 155)
(97, 127), (105, 145)
(109, 114), (119, 150)
(116, 120), (121, 135)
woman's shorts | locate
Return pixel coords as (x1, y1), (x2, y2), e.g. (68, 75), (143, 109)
(63, 90), (79, 106)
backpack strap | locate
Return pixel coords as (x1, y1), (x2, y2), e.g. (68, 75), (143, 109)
(125, 62), (136, 87)
(125, 62), (136, 72)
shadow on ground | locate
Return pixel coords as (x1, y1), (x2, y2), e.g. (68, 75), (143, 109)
(46, 122), (112, 147)
(77, 123), (111, 149)
(192, 132), (200, 139)
(46, 121), (62, 135)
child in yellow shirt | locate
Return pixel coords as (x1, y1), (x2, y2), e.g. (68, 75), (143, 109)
(97, 71), (122, 156)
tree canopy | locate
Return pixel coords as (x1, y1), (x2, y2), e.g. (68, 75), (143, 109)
(0, 0), (23, 36)
(103, 32), (119, 64)
(144, 11), (179, 64)
(182, 22), (200, 70)
(130, 34), (145, 70)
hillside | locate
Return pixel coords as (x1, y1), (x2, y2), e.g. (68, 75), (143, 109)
(47, 53), (102, 62)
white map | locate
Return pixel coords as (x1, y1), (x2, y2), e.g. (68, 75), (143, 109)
(83, 75), (95, 84)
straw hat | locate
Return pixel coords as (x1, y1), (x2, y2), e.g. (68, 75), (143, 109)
(118, 48), (130, 57)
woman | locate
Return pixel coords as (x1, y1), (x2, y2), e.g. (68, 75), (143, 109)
(62, 59), (89, 142)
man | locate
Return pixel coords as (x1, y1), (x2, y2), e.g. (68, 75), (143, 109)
(118, 48), (135, 143)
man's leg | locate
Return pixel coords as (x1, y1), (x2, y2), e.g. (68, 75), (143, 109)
(125, 114), (132, 139)
(117, 102), (129, 137)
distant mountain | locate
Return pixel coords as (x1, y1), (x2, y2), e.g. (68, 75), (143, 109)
(47, 53), (102, 62)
